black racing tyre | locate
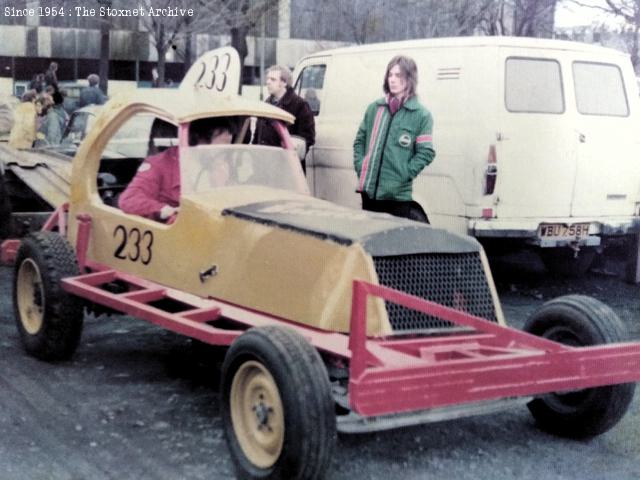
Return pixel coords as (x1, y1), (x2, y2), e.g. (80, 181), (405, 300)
(523, 294), (635, 438)
(13, 231), (84, 360)
(539, 247), (596, 277)
(221, 325), (336, 480)
(0, 168), (11, 239)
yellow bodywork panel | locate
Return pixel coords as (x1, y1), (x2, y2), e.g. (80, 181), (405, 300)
(69, 189), (391, 336)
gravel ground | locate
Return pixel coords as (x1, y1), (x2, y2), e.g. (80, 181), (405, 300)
(1, 250), (639, 480)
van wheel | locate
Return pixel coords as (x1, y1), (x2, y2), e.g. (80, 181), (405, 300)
(221, 326), (336, 480)
(13, 232), (84, 360)
(539, 247), (596, 277)
(523, 295), (635, 438)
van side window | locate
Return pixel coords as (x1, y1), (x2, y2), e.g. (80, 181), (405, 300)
(505, 58), (564, 114)
(294, 65), (326, 115)
(573, 62), (629, 117)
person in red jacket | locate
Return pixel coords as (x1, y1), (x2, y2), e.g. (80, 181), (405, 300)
(118, 118), (232, 221)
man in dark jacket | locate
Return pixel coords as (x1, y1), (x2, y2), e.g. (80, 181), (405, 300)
(78, 74), (107, 108)
(257, 65), (315, 172)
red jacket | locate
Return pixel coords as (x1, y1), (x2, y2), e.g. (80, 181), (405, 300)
(118, 147), (180, 220)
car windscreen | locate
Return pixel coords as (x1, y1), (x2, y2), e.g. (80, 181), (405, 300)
(180, 144), (308, 195)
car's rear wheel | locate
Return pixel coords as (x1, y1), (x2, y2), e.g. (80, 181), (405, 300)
(13, 232), (84, 360)
(523, 295), (635, 438)
(221, 325), (336, 479)
(539, 246), (596, 277)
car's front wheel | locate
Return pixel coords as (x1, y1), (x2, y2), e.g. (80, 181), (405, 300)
(221, 325), (336, 479)
(524, 294), (635, 438)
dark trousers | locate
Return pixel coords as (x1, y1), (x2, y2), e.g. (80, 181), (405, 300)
(360, 193), (429, 223)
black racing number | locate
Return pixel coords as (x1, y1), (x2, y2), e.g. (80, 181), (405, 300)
(216, 53), (231, 92)
(195, 54), (231, 92)
(141, 231), (153, 265)
(113, 225), (154, 265)
(205, 55), (218, 90)
(195, 61), (207, 87)
(128, 228), (141, 262)
(113, 225), (127, 260)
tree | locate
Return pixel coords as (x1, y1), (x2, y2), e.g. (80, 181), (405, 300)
(601, 0), (640, 68)
(322, 0), (558, 43)
(96, 0), (111, 93)
(512, 0), (558, 37)
(216, 0), (279, 72)
(566, 0), (640, 68)
(478, 0), (558, 36)
(135, 0), (277, 87)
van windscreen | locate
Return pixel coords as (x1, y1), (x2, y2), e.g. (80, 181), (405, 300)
(505, 58), (564, 114)
(573, 62), (629, 116)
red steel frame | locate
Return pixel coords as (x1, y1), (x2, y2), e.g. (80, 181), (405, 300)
(5, 208), (640, 418)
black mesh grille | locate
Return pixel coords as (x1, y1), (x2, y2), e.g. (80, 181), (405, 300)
(373, 253), (497, 332)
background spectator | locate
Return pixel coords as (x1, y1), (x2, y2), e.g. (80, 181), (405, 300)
(257, 65), (315, 172)
(35, 90), (67, 147)
(28, 74), (46, 94)
(44, 62), (59, 90)
(78, 74), (107, 108)
(353, 55), (435, 222)
(8, 90), (38, 149)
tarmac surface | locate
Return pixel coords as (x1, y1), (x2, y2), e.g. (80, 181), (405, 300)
(1, 250), (639, 480)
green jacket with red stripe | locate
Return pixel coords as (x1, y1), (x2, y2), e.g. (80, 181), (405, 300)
(353, 96), (435, 201)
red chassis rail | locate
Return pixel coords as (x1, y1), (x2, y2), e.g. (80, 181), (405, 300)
(4, 208), (640, 420)
(348, 282), (640, 416)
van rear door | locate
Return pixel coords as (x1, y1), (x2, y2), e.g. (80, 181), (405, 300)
(495, 53), (576, 219)
(570, 60), (639, 217)
(496, 54), (577, 218)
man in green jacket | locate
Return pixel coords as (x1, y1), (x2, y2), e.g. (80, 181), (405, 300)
(353, 55), (435, 222)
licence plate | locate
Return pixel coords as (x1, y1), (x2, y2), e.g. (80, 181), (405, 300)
(539, 222), (591, 239)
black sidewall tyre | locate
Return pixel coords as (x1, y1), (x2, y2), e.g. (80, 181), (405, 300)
(524, 294), (635, 438)
(221, 326), (336, 480)
(13, 232), (83, 360)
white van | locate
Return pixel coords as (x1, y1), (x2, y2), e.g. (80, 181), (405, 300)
(292, 37), (640, 275)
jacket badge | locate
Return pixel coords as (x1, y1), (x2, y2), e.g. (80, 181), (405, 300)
(399, 134), (412, 148)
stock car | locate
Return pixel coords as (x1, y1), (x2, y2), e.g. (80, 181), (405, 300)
(3, 48), (640, 480)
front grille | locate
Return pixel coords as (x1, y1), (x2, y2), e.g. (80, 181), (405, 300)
(373, 253), (497, 332)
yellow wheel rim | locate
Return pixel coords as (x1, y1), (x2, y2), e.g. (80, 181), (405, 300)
(230, 360), (284, 469)
(16, 258), (45, 335)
